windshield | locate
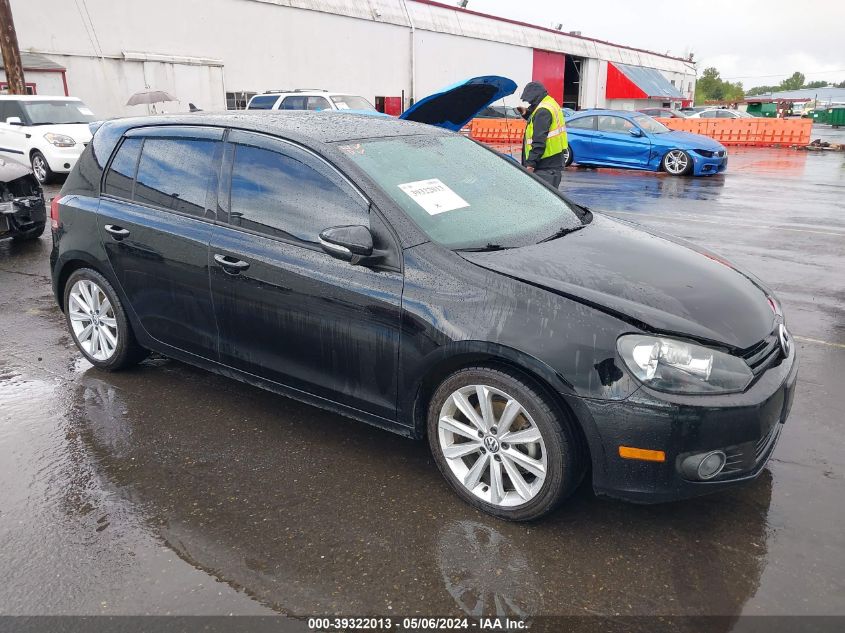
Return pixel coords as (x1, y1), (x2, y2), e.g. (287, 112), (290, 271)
(340, 135), (585, 250)
(632, 114), (670, 134)
(331, 95), (375, 111)
(21, 100), (96, 125)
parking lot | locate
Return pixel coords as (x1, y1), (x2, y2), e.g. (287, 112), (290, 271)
(1, 136), (843, 622)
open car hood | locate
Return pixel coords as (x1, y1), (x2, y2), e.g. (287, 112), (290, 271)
(400, 76), (517, 131)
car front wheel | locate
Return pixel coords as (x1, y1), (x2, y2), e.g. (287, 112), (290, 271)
(662, 149), (692, 176)
(427, 367), (584, 521)
(31, 151), (55, 185)
(563, 146), (573, 167)
(64, 268), (149, 370)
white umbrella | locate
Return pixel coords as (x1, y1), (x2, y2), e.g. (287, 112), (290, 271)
(126, 89), (178, 106)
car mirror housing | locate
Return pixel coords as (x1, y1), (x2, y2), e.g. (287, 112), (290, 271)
(630, 128), (644, 137)
(5, 116), (22, 126)
(319, 225), (374, 264)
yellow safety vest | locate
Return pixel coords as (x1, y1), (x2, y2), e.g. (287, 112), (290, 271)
(524, 95), (568, 161)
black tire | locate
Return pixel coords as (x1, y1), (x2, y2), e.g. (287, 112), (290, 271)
(564, 146), (574, 167)
(427, 366), (584, 521)
(661, 149), (693, 176)
(31, 150), (55, 185)
(11, 222), (46, 242)
(63, 268), (149, 370)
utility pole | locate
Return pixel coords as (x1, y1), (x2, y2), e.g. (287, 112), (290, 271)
(0, 0), (25, 94)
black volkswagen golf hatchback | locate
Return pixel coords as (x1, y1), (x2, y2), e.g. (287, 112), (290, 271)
(50, 111), (797, 521)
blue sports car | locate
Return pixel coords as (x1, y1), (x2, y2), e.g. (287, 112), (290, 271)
(564, 109), (728, 176)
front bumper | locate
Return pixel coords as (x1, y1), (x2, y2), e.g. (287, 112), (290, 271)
(691, 153), (728, 176)
(41, 143), (86, 174)
(0, 195), (46, 238)
(580, 345), (797, 503)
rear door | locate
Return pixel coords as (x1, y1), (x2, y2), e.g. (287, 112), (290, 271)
(592, 115), (651, 167)
(209, 130), (403, 419)
(97, 126), (222, 359)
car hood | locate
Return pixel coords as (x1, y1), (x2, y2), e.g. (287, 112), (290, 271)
(653, 130), (725, 151)
(460, 215), (775, 350)
(29, 123), (93, 143)
(400, 76), (517, 131)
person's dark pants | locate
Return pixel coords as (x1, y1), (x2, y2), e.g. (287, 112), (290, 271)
(534, 168), (562, 189)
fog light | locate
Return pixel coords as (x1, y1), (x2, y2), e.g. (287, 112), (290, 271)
(682, 450), (727, 480)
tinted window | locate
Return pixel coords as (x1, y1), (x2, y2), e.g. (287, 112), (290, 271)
(134, 138), (217, 217)
(280, 96), (307, 110)
(306, 96), (331, 111)
(716, 110), (736, 118)
(597, 116), (635, 134)
(699, 110), (719, 118)
(228, 139), (368, 244)
(103, 137), (142, 199)
(567, 116), (595, 130)
(20, 100), (96, 124)
(247, 95), (280, 110)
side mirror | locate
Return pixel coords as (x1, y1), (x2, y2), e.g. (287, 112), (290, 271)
(629, 127), (644, 137)
(319, 225), (373, 264)
(5, 116), (22, 126)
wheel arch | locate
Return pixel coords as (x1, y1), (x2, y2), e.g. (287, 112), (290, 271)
(54, 253), (111, 311)
(407, 341), (594, 468)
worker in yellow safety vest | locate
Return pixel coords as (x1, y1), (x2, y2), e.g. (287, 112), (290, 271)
(516, 82), (568, 188)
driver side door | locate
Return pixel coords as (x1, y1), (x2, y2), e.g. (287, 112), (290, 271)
(592, 115), (652, 168)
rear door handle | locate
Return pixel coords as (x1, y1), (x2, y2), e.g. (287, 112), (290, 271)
(104, 224), (130, 240)
(214, 253), (250, 274)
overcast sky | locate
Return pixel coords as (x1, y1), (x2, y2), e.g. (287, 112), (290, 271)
(465, 0), (845, 87)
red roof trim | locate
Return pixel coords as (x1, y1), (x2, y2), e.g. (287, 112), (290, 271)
(411, 0), (693, 63)
(605, 62), (648, 100)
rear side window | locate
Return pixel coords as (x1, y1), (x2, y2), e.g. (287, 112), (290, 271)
(247, 95), (279, 110)
(104, 137), (143, 199)
(567, 116), (595, 130)
(280, 96), (307, 110)
(228, 137), (368, 244)
(306, 96), (331, 111)
(134, 138), (217, 217)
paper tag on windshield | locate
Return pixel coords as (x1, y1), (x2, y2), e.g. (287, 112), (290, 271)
(398, 179), (469, 215)
(78, 107), (94, 116)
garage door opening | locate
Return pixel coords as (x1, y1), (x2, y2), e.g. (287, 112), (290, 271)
(563, 55), (583, 110)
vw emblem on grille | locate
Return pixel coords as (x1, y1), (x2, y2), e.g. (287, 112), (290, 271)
(778, 323), (791, 356)
(484, 436), (500, 453)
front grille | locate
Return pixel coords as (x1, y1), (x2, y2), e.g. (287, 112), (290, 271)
(742, 333), (782, 375)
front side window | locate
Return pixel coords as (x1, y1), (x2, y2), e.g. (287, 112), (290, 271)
(597, 116), (635, 134)
(104, 137), (143, 199)
(341, 135), (584, 250)
(228, 137), (368, 244)
(567, 116), (596, 130)
(306, 96), (331, 111)
(699, 110), (719, 118)
(134, 138), (217, 217)
(20, 100), (95, 125)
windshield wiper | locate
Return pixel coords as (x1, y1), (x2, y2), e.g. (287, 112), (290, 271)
(536, 224), (585, 244)
(454, 243), (514, 252)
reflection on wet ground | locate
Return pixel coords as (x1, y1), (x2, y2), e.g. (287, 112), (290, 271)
(0, 138), (844, 618)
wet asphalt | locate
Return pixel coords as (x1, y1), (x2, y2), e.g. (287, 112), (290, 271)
(0, 128), (843, 620)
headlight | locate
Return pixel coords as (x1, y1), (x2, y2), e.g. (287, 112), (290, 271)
(617, 335), (753, 394)
(693, 149), (715, 158)
(44, 133), (76, 147)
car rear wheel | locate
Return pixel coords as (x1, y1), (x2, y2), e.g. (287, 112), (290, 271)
(662, 149), (692, 176)
(31, 151), (55, 185)
(563, 146), (573, 167)
(427, 367), (583, 521)
(64, 268), (148, 370)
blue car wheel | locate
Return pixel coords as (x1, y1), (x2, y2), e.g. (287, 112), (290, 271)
(662, 149), (692, 176)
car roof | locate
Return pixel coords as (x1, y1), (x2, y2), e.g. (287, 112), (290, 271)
(0, 95), (82, 101)
(253, 92), (356, 98)
(99, 110), (448, 144)
(569, 109), (642, 118)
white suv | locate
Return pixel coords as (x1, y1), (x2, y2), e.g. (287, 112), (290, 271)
(246, 90), (375, 112)
(0, 96), (96, 184)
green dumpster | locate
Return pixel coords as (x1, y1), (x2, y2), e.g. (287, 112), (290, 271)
(829, 107), (845, 128)
(810, 108), (830, 124)
(746, 102), (777, 117)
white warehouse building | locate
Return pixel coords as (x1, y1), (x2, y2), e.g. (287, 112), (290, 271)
(8, 0), (696, 118)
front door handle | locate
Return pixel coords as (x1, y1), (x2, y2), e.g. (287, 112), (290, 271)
(214, 253), (250, 274)
(104, 224), (130, 240)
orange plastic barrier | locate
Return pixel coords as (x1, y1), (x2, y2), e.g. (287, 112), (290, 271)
(655, 117), (812, 147)
(469, 118), (525, 144)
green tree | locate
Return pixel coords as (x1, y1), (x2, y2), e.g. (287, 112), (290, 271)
(779, 72), (805, 91)
(837, 80), (845, 88)
(803, 80), (829, 89)
(695, 67), (745, 103)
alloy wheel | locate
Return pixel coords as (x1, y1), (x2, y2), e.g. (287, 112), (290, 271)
(32, 154), (48, 183)
(437, 384), (548, 507)
(68, 279), (119, 361)
(664, 150), (690, 175)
